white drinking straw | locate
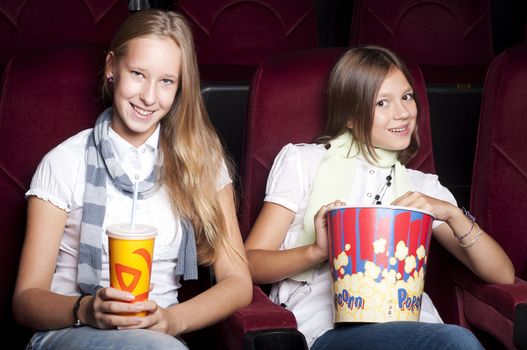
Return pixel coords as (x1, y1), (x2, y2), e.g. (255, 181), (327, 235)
(130, 181), (139, 229)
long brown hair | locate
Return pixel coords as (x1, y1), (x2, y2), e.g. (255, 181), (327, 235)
(102, 10), (237, 265)
(320, 46), (419, 165)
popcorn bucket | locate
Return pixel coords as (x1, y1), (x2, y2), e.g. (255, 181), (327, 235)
(327, 206), (434, 323)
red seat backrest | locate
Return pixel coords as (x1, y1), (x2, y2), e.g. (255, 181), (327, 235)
(0, 0), (128, 70)
(470, 43), (527, 279)
(350, 0), (493, 66)
(239, 47), (434, 238)
(349, 0), (493, 83)
(176, 0), (318, 67)
(0, 45), (105, 349)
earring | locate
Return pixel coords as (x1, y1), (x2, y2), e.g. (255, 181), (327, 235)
(107, 76), (114, 83)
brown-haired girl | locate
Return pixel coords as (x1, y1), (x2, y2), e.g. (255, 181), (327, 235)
(13, 9), (252, 349)
(245, 46), (514, 349)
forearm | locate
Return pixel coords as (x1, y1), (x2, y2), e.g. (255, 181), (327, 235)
(246, 245), (322, 284)
(165, 273), (252, 335)
(445, 209), (515, 284)
(13, 288), (80, 330)
(459, 234), (515, 284)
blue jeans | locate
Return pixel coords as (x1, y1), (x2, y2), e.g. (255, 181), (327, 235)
(27, 327), (188, 350)
(311, 322), (484, 350)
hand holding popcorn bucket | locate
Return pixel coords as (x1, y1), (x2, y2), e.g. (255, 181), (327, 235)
(326, 205), (434, 323)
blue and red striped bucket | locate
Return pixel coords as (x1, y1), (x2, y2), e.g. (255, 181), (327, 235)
(327, 206), (434, 323)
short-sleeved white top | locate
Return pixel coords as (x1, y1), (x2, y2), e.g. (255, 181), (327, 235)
(265, 143), (456, 348)
(26, 126), (231, 308)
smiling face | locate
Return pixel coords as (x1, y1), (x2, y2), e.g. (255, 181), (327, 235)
(370, 68), (417, 151)
(105, 35), (182, 147)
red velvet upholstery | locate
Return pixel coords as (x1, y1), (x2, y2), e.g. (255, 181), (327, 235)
(0, 45), (295, 350)
(349, 0), (494, 84)
(0, 0), (128, 74)
(176, 0), (318, 81)
(461, 43), (527, 349)
(239, 48), (434, 238)
(219, 286), (300, 350)
(0, 45), (106, 349)
(472, 45), (527, 283)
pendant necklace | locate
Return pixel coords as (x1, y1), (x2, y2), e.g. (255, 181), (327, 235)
(372, 165), (395, 205)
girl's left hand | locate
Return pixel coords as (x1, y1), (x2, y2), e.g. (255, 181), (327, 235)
(117, 300), (175, 334)
(392, 191), (456, 222)
(312, 200), (346, 262)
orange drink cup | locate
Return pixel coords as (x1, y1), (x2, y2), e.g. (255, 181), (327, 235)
(327, 205), (434, 323)
(106, 223), (157, 316)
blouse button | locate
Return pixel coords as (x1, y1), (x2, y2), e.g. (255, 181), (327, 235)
(367, 193), (372, 197)
(369, 170), (375, 174)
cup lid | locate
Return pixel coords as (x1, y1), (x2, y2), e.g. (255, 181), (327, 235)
(327, 205), (435, 219)
(106, 223), (157, 239)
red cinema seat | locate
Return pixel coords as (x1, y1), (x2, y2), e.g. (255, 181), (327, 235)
(176, 0), (318, 82)
(0, 0), (129, 76)
(349, 0), (494, 84)
(460, 43), (527, 349)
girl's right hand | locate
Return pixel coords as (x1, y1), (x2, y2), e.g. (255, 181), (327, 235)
(83, 287), (144, 329)
(312, 200), (345, 263)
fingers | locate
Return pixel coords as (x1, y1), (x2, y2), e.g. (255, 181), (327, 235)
(314, 200), (344, 229)
(392, 192), (441, 218)
(392, 191), (430, 208)
(97, 287), (135, 302)
(116, 301), (161, 331)
(312, 200), (346, 263)
(92, 288), (153, 329)
(315, 200), (345, 217)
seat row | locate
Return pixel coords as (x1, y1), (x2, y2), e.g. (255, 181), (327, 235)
(2, 0), (526, 84)
(1, 39), (527, 349)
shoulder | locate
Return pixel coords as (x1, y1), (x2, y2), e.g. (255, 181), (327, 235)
(265, 143), (325, 211)
(405, 168), (457, 204)
(405, 167), (438, 182)
(405, 168), (442, 190)
(27, 129), (92, 211)
(43, 129), (92, 165)
(266, 142), (325, 194)
(273, 143), (326, 167)
(216, 158), (232, 191)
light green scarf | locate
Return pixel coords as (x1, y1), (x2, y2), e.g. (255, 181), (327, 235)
(291, 132), (411, 282)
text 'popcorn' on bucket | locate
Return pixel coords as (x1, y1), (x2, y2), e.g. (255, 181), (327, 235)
(333, 238), (427, 322)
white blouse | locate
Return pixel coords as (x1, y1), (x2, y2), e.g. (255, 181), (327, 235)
(264, 143), (457, 348)
(26, 126), (231, 308)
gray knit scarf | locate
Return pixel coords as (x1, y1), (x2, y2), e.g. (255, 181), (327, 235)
(77, 108), (197, 295)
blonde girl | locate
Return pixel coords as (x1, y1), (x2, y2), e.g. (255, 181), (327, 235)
(13, 10), (251, 350)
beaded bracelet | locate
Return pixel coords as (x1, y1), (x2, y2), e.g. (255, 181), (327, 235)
(73, 293), (88, 327)
(459, 225), (483, 248)
(456, 207), (476, 241)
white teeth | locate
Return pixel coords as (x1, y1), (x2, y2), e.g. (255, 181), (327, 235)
(132, 104), (153, 116)
(390, 127), (406, 132)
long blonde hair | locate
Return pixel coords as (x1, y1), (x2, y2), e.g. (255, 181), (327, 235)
(102, 10), (236, 265)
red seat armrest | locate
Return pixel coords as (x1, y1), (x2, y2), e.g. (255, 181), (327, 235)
(453, 267), (527, 321)
(219, 285), (299, 350)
